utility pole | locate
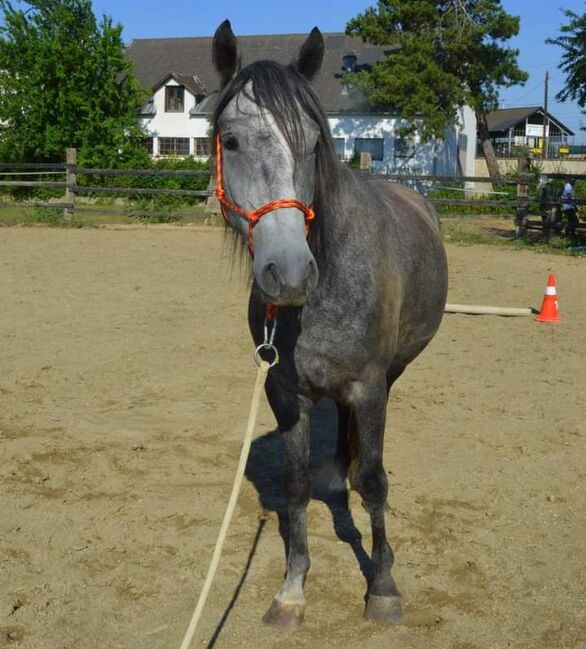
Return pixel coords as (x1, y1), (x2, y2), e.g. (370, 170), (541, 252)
(543, 70), (549, 159)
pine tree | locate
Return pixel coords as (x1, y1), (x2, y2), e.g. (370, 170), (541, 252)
(346, 0), (528, 178)
(547, 9), (586, 112)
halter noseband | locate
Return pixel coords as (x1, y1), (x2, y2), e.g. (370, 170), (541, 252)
(214, 135), (315, 253)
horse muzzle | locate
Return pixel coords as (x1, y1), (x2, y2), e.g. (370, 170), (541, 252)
(255, 252), (319, 306)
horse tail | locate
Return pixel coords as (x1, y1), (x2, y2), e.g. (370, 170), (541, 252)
(335, 404), (360, 491)
(347, 411), (360, 491)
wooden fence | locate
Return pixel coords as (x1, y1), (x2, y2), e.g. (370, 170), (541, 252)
(0, 148), (584, 238)
(0, 148), (213, 222)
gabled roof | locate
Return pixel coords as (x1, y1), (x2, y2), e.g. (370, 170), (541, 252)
(151, 71), (207, 97)
(126, 32), (391, 114)
(486, 106), (574, 136)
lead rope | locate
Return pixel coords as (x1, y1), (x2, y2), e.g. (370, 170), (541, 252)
(178, 318), (279, 649)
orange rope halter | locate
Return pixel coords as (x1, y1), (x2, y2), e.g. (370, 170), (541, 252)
(214, 135), (315, 253)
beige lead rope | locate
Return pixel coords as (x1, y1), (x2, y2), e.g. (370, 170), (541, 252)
(179, 359), (271, 649)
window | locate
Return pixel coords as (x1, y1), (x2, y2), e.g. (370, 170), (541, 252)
(394, 136), (416, 159)
(332, 137), (345, 160)
(158, 137), (190, 156)
(165, 86), (185, 112)
(194, 137), (210, 157)
(143, 138), (154, 155)
(458, 133), (468, 151)
(355, 137), (384, 161)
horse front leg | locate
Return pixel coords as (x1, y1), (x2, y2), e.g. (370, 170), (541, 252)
(352, 379), (403, 624)
(262, 379), (311, 631)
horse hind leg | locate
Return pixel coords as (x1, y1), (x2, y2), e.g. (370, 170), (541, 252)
(337, 366), (404, 495)
(352, 378), (403, 625)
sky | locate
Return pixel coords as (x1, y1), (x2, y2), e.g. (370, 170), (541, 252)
(6, 0), (586, 141)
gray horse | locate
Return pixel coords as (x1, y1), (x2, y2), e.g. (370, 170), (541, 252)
(212, 20), (448, 629)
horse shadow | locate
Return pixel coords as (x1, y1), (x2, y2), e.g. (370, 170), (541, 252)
(206, 399), (373, 648)
(245, 397), (372, 580)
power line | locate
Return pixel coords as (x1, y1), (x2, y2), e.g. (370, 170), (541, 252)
(522, 62), (559, 68)
(506, 80), (545, 104)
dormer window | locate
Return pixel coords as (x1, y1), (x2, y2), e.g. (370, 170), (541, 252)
(342, 51), (357, 72)
(165, 85), (184, 112)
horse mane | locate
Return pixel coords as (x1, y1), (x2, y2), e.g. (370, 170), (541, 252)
(213, 59), (344, 267)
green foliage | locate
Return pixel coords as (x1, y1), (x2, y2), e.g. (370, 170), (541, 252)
(427, 181), (516, 215)
(345, 152), (362, 168)
(1, 155), (210, 214)
(345, 0), (528, 140)
(0, 206), (76, 226)
(0, 0), (148, 163)
(547, 9), (586, 110)
(78, 157), (210, 206)
(75, 157), (211, 222)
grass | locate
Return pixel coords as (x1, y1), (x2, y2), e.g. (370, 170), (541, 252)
(441, 216), (586, 256)
(1, 203), (584, 257)
(0, 201), (209, 227)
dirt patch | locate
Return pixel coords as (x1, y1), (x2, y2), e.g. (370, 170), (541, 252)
(1, 227), (584, 649)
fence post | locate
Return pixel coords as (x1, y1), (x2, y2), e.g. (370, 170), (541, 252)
(204, 166), (221, 225)
(64, 147), (77, 221)
(360, 152), (372, 173)
(515, 156), (530, 238)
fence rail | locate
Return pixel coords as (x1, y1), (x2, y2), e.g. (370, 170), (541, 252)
(0, 149), (583, 239)
(75, 186), (209, 198)
(0, 180), (67, 188)
(370, 173), (519, 185)
(77, 167), (211, 177)
(0, 162), (65, 170)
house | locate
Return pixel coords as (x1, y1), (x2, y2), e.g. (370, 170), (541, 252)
(483, 106), (574, 158)
(126, 33), (477, 176)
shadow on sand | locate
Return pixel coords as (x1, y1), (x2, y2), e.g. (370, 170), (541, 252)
(206, 398), (372, 648)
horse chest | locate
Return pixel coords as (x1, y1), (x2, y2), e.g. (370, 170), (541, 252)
(292, 320), (379, 397)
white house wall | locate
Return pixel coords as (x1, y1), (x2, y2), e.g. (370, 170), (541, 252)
(328, 111), (476, 177)
(142, 81), (210, 156)
(140, 85), (477, 180)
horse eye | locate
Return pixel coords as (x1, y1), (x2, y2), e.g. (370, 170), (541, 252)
(223, 135), (239, 151)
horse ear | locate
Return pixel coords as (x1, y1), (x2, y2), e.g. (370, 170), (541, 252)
(295, 27), (324, 81)
(212, 20), (239, 87)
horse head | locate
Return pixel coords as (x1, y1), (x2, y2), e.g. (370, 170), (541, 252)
(212, 20), (326, 307)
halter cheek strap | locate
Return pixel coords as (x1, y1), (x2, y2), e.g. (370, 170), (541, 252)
(214, 135), (315, 253)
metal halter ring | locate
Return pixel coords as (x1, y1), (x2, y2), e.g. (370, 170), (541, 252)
(254, 314), (279, 368)
(254, 342), (280, 368)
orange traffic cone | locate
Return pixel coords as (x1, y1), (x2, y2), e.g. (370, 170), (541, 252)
(535, 274), (561, 323)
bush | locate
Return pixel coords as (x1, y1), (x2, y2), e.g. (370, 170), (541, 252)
(427, 182), (516, 216)
(77, 155), (211, 208)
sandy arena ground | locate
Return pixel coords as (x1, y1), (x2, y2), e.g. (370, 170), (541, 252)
(0, 227), (584, 649)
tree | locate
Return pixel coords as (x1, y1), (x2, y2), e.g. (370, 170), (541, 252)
(346, 0), (528, 178)
(547, 9), (586, 110)
(0, 0), (149, 164)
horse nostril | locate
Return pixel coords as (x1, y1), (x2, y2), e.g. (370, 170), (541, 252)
(260, 262), (281, 297)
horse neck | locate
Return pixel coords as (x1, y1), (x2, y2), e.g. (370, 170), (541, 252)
(314, 165), (366, 255)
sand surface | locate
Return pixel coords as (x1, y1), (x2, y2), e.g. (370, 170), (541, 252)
(0, 227), (584, 649)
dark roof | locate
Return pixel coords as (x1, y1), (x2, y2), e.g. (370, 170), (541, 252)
(126, 32), (391, 114)
(151, 72), (207, 97)
(486, 106), (574, 136)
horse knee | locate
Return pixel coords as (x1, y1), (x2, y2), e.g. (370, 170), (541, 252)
(357, 466), (388, 505)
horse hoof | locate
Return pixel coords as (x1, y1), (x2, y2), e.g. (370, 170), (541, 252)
(364, 594), (403, 625)
(262, 599), (305, 631)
